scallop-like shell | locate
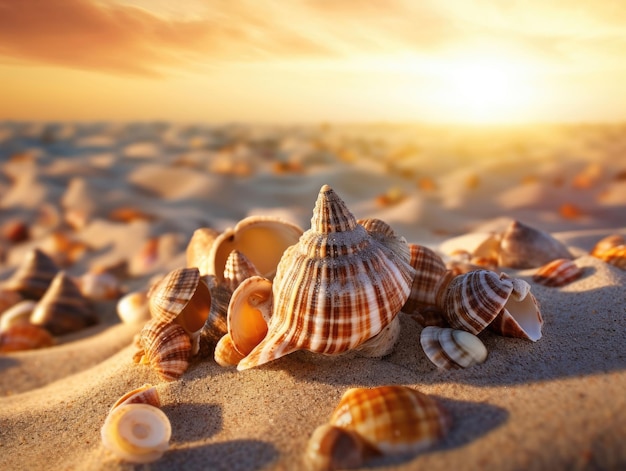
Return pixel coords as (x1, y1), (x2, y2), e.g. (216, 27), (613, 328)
(3, 248), (59, 299)
(305, 424), (378, 471)
(592, 245), (626, 270)
(116, 291), (151, 324)
(441, 270), (543, 341)
(214, 333), (245, 367)
(498, 220), (572, 268)
(101, 403), (171, 464)
(136, 319), (191, 381)
(0, 323), (55, 352)
(0, 300), (37, 331)
(223, 250), (262, 292)
(186, 227), (220, 275)
(29, 271), (97, 336)
(327, 386), (450, 455)
(533, 258), (583, 287)
(237, 185), (414, 370)
(420, 326), (487, 369)
(206, 216), (304, 282)
(111, 384), (161, 410)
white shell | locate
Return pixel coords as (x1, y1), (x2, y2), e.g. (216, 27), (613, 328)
(420, 326), (487, 369)
(116, 291), (150, 324)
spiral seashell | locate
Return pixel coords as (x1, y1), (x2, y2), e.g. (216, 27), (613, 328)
(223, 250), (262, 292)
(206, 216), (304, 282)
(111, 384), (161, 410)
(402, 243), (451, 316)
(101, 403), (171, 464)
(3, 248), (59, 300)
(0, 300), (36, 331)
(78, 271), (123, 301)
(441, 270), (543, 341)
(0, 323), (55, 352)
(358, 218), (411, 265)
(116, 291), (151, 324)
(532, 258), (583, 287)
(186, 227), (220, 275)
(590, 234), (624, 258)
(214, 333), (245, 367)
(237, 185), (414, 370)
(498, 220), (572, 268)
(305, 423), (378, 471)
(420, 326), (487, 369)
(318, 386), (450, 457)
(135, 319), (191, 381)
(29, 271), (97, 336)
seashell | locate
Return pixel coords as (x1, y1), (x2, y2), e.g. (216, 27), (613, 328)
(30, 271), (97, 336)
(352, 314), (401, 358)
(441, 270), (543, 341)
(224, 275), (272, 359)
(305, 423), (379, 471)
(409, 305), (448, 328)
(186, 227), (220, 275)
(111, 384), (161, 410)
(590, 234), (624, 257)
(420, 326), (487, 369)
(357, 218), (411, 265)
(214, 333), (245, 367)
(148, 267), (211, 355)
(101, 403), (171, 464)
(498, 220), (572, 268)
(116, 291), (151, 324)
(1, 218), (29, 243)
(0, 288), (24, 314)
(135, 319), (191, 381)
(3, 248), (59, 300)
(237, 185), (414, 370)
(42, 230), (91, 267)
(223, 250), (262, 292)
(0, 300), (37, 331)
(78, 271), (123, 300)
(0, 323), (55, 352)
(206, 216), (304, 282)
(532, 258), (583, 287)
(322, 386), (450, 456)
(402, 243), (450, 316)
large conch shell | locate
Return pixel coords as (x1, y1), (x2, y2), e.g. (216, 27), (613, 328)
(305, 386), (450, 470)
(29, 271), (97, 336)
(237, 185), (414, 370)
(441, 270), (543, 341)
(204, 216), (304, 281)
(3, 248), (60, 300)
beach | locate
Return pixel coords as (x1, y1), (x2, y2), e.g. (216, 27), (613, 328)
(0, 121), (625, 470)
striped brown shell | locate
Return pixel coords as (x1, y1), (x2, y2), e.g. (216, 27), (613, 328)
(327, 386), (451, 455)
(29, 271), (97, 336)
(111, 384), (161, 410)
(3, 248), (59, 300)
(137, 319), (191, 381)
(420, 326), (487, 369)
(402, 243), (451, 315)
(237, 185), (414, 370)
(590, 234), (624, 258)
(532, 258), (583, 287)
(223, 250), (262, 292)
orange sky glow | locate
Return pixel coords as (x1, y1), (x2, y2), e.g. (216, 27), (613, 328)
(1, 0), (626, 124)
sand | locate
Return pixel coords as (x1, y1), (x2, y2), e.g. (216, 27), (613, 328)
(0, 122), (625, 470)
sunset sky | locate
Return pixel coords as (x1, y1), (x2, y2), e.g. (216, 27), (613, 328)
(1, 0), (626, 124)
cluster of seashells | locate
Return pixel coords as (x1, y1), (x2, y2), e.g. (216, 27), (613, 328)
(0, 248), (124, 352)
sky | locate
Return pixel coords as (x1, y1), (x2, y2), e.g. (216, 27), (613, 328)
(1, 0), (626, 124)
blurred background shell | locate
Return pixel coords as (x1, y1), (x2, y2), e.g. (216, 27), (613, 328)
(3, 248), (59, 300)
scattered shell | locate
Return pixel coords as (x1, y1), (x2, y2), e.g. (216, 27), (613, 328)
(223, 250), (262, 292)
(420, 326), (487, 369)
(0, 323), (55, 352)
(1, 218), (29, 243)
(78, 271), (123, 300)
(533, 259), (583, 287)
(206, 216), (304, 282)
(237, 185), (414, 370)
(3, 248), (59, 299)
(498, 220), (573, 268)
(0, 289), (24, 314)
(117, 291), (151, 324)
(325, 386), (450, 455)
(185, 227), (220, 275)
(111, 384), (161, 410)
(305, 424), (378, 471)
(402, 243), (450, 315)
(135, 319), (191, 381)
(30, 271), (97, 336)
(0, 300), (37, 331)
(214, 333), (245, 367)
(441, 270), (543, 341)
(590, 234), (624, 257)
(101, 403), (171, 464)
(590, 236), (626, 270)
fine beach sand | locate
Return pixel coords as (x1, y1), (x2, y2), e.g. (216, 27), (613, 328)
(0, 122), (625, 470)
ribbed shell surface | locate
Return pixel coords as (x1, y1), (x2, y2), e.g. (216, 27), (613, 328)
(329, 386), (451, 455)
(141, 320), (191, 381)
(238, 185), (413, 369)
(402, 244), (449, 314)
(223, 250), (261, 292)
(532, 258), (583, 287)
(593, 245), (626, 269)
(420, 326), (487, 369)
(148, 268), (200, 324)
(4, 248), (59, 300)
(441, 270), (513, 335)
